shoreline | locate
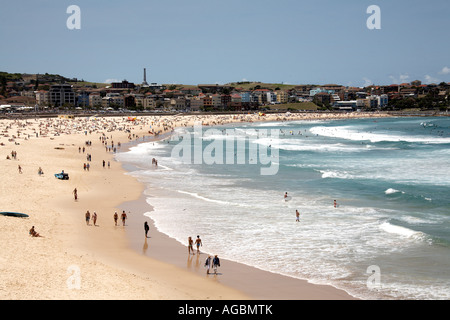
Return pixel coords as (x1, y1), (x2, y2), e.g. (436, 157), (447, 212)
(0, 112), (393, 300)
(114, 115), (377, 300)
(118, 185), (356, 300)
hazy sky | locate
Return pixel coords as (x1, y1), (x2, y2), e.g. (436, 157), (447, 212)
(1, 0), (449, 86)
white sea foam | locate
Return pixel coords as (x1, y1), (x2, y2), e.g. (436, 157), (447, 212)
(379, 222), (427, 242)
(310, 126), (450, 144)
(385, 188), (404, 195)
(319, 170), (354, 179)
(254, 137), (369, 153)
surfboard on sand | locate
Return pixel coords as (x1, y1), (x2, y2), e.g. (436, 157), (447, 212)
(0, 212), (29, 218)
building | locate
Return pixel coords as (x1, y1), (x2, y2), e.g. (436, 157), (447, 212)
(221, 94), (232, 109)
(275, 90), (289, 104)
(189, 96), (204, 111)
(76, 91), (90, 107)
(310, 88), (334, 97)
(124, 95), (136, 108)
(313, 92), (331, 106)
(49, 84), (76, 107)
(35, 90), (49, 106)
(211, 94), (222, 108)
(333, 100), (357, 111)
(111, 80), (135, 89)
(203, 96), (213, 109)
(143, 95), (156, 109)
(378, 94), (388, 107)
(266, 91), (277, 104)
(89, 93), (102, 107)
(170, 97), (187, 110)
(239, 92), (251, 104)
(230, 94), (242, 110)
(102, 93), (124, 109)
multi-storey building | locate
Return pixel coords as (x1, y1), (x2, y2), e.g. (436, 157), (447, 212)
(35, 90), (49, 106)
(49, 84), (76, 107)
(89, 93), (102, 107)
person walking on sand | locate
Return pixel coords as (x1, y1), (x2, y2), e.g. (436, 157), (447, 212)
(204, 255), (212, 274)
(144, 221), (149, 238)
(92, 211), (97, 226)
(85, 210), (91, 225)
(73, 188), (78, 201)
(121, 210), (127, 226)
(18, 165), (22, 174)
(188, 236), (194, 255)
(114, 211), (118, 226)
(213, 255), (220, 274)
(195, 235), (202, 254)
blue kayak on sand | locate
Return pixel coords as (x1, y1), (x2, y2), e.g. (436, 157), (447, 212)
(0, 212), (29, 218)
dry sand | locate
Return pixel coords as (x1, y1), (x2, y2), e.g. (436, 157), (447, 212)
(0, 112), (389, 300)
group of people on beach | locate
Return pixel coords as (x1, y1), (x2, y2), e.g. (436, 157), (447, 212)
(84, 210), (129, 226)
(188, 235), (221, 275)
(114, 211), (127, 226)
(84, 210), (98, 226)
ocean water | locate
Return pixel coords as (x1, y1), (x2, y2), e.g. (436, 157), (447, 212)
(116, 116), (450, 300)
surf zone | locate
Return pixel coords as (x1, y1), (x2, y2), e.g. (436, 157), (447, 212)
(170, 123), (279, 175)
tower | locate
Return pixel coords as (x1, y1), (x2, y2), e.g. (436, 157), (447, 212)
(142, 68), (148, 86)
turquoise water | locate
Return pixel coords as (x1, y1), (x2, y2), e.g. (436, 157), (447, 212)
(117, 116), (450, 299)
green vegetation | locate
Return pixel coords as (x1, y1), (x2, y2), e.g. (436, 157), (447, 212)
(227, 81), (308, 91)
(388, 92), (450, 111)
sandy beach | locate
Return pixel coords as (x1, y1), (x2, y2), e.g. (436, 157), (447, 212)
(0, 112), (390, 300)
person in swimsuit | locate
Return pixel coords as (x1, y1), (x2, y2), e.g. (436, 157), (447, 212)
(92, 211), (97, 226)
(195, 235), (202, 254)
(85, 210), (90, 225)
(114, 211), (118, 226)
(121, 211), (127, 226)
(188, 236), (194, 255)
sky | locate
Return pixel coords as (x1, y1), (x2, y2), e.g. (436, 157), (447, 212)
(1, 0), (449, 86)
